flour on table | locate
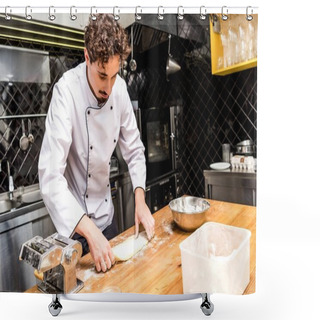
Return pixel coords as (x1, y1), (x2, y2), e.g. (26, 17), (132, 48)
(81, 267), (105, 282)
(162, 221), (173, 235)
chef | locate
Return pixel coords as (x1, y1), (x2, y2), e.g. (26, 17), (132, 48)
(38, 14), (155, 273)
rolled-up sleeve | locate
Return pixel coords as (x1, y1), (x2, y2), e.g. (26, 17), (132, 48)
(38, 83), (85, 237)
(118, 83), (146, 192)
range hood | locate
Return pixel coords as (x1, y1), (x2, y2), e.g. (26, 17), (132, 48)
(128, 14), (207, 53)
(0, 45), (50, 83)
(0, 14), (84, 49)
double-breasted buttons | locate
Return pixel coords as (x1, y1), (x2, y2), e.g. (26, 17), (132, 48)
(114, 139), (116, 143)
(110, 106), (113, 110)
(90, 145), (93, 150)
(86, 194), (88, 198)
(88, 174), (91, 178)
(87, 110), (90, 115)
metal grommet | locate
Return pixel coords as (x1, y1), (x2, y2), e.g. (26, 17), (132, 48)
(221, 6), (228, 21)
(200, 6), (207, 20)
(177, 6), (184, 20)
(157, 6), (164, 21)
(246, 6), (253, 21)
(25, 6), (32, 20)
(135, 6), (142, 21)
(90, 7), (97, 21)
(113, 6), (120, 21)
(5, 6), (11, 21)
(70, 6), (77, 21)
(49, 6), (56, 21)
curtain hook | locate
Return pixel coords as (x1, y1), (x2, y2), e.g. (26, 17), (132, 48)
(246, 6), (253, 21)
(25, 6), (32, 20)
(221, 6), (228, 21)
(135, 6), (142, 21)
(177, 6), (184, 20)
(200, 6), (207, 20)
(5, 6), (11, 20)
(49, 6), (56, 21)
(90, 7), (97, 21)
(113, 6), (120, 21)
(157, 6), (164, 20)
(70, 6), (77, 21)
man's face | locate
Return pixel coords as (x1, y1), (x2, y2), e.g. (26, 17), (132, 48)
(84, 48), (120, 105)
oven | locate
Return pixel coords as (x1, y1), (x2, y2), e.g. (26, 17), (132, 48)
(135, 106), (181, 183)
(145, 174), (178, 214)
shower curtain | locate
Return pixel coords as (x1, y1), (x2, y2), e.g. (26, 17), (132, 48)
(0, 7), (257, 297)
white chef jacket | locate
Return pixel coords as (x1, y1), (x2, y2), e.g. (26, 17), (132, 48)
(38, 62), (146, 237)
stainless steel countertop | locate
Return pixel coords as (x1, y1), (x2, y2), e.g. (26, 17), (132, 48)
(0, 201), (46, 232)
(204, 169), (256, 176)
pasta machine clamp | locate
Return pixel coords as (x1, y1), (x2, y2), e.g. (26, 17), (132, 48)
(19, 233), (84, 294)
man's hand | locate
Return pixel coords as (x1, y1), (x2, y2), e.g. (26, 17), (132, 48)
(75, 215), (115, 272)
(134, 188), (155, 240)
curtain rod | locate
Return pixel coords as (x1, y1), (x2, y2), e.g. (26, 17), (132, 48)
(0, 6), (259, 19)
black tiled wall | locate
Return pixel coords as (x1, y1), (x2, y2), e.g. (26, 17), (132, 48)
(126, 21), (257, 197)
(180, 67), (257, 197)
(0, 38), (83, 193)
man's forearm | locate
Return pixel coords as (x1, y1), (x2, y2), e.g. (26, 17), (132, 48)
(135, 187), (145, 204)
(75, 215), (99, 241)
(74, 213), (115, 271)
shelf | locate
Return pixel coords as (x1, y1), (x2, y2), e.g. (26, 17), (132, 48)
(210, 14), (257, 76)
(212, 58), (257, 76)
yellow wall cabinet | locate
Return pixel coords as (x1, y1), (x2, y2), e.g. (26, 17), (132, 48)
(210, 14), (257, 76)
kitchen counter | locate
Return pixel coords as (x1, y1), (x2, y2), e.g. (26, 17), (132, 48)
(25, 199), (256, 295)
(203, 169), (256, 177)
(204, 170), (256, 206)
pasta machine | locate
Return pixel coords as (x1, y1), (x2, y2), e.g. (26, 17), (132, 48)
(19, 233), (83, 294)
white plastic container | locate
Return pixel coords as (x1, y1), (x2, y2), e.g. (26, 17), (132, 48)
(179, 222), (251, 295)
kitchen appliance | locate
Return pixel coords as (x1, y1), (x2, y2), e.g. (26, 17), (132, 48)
(0, 45), (50, 83)
(169, 196), (210, 231)
(110, 178), (125, 233)
(136, 106), (181, 183)
(145, 173), (177, 213)
(19, 233), (83, 294)
(235, 139), (255, 155)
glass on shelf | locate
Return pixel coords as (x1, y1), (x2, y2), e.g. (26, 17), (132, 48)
(214, 14), (257, 72)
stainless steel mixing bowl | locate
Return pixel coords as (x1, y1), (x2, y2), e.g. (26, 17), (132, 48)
(169, 196), (210, 232)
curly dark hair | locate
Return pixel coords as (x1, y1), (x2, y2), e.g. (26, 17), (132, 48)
(84, 14), (130, 65)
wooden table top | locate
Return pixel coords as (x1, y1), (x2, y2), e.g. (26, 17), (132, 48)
(26, 199), (256, 295)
